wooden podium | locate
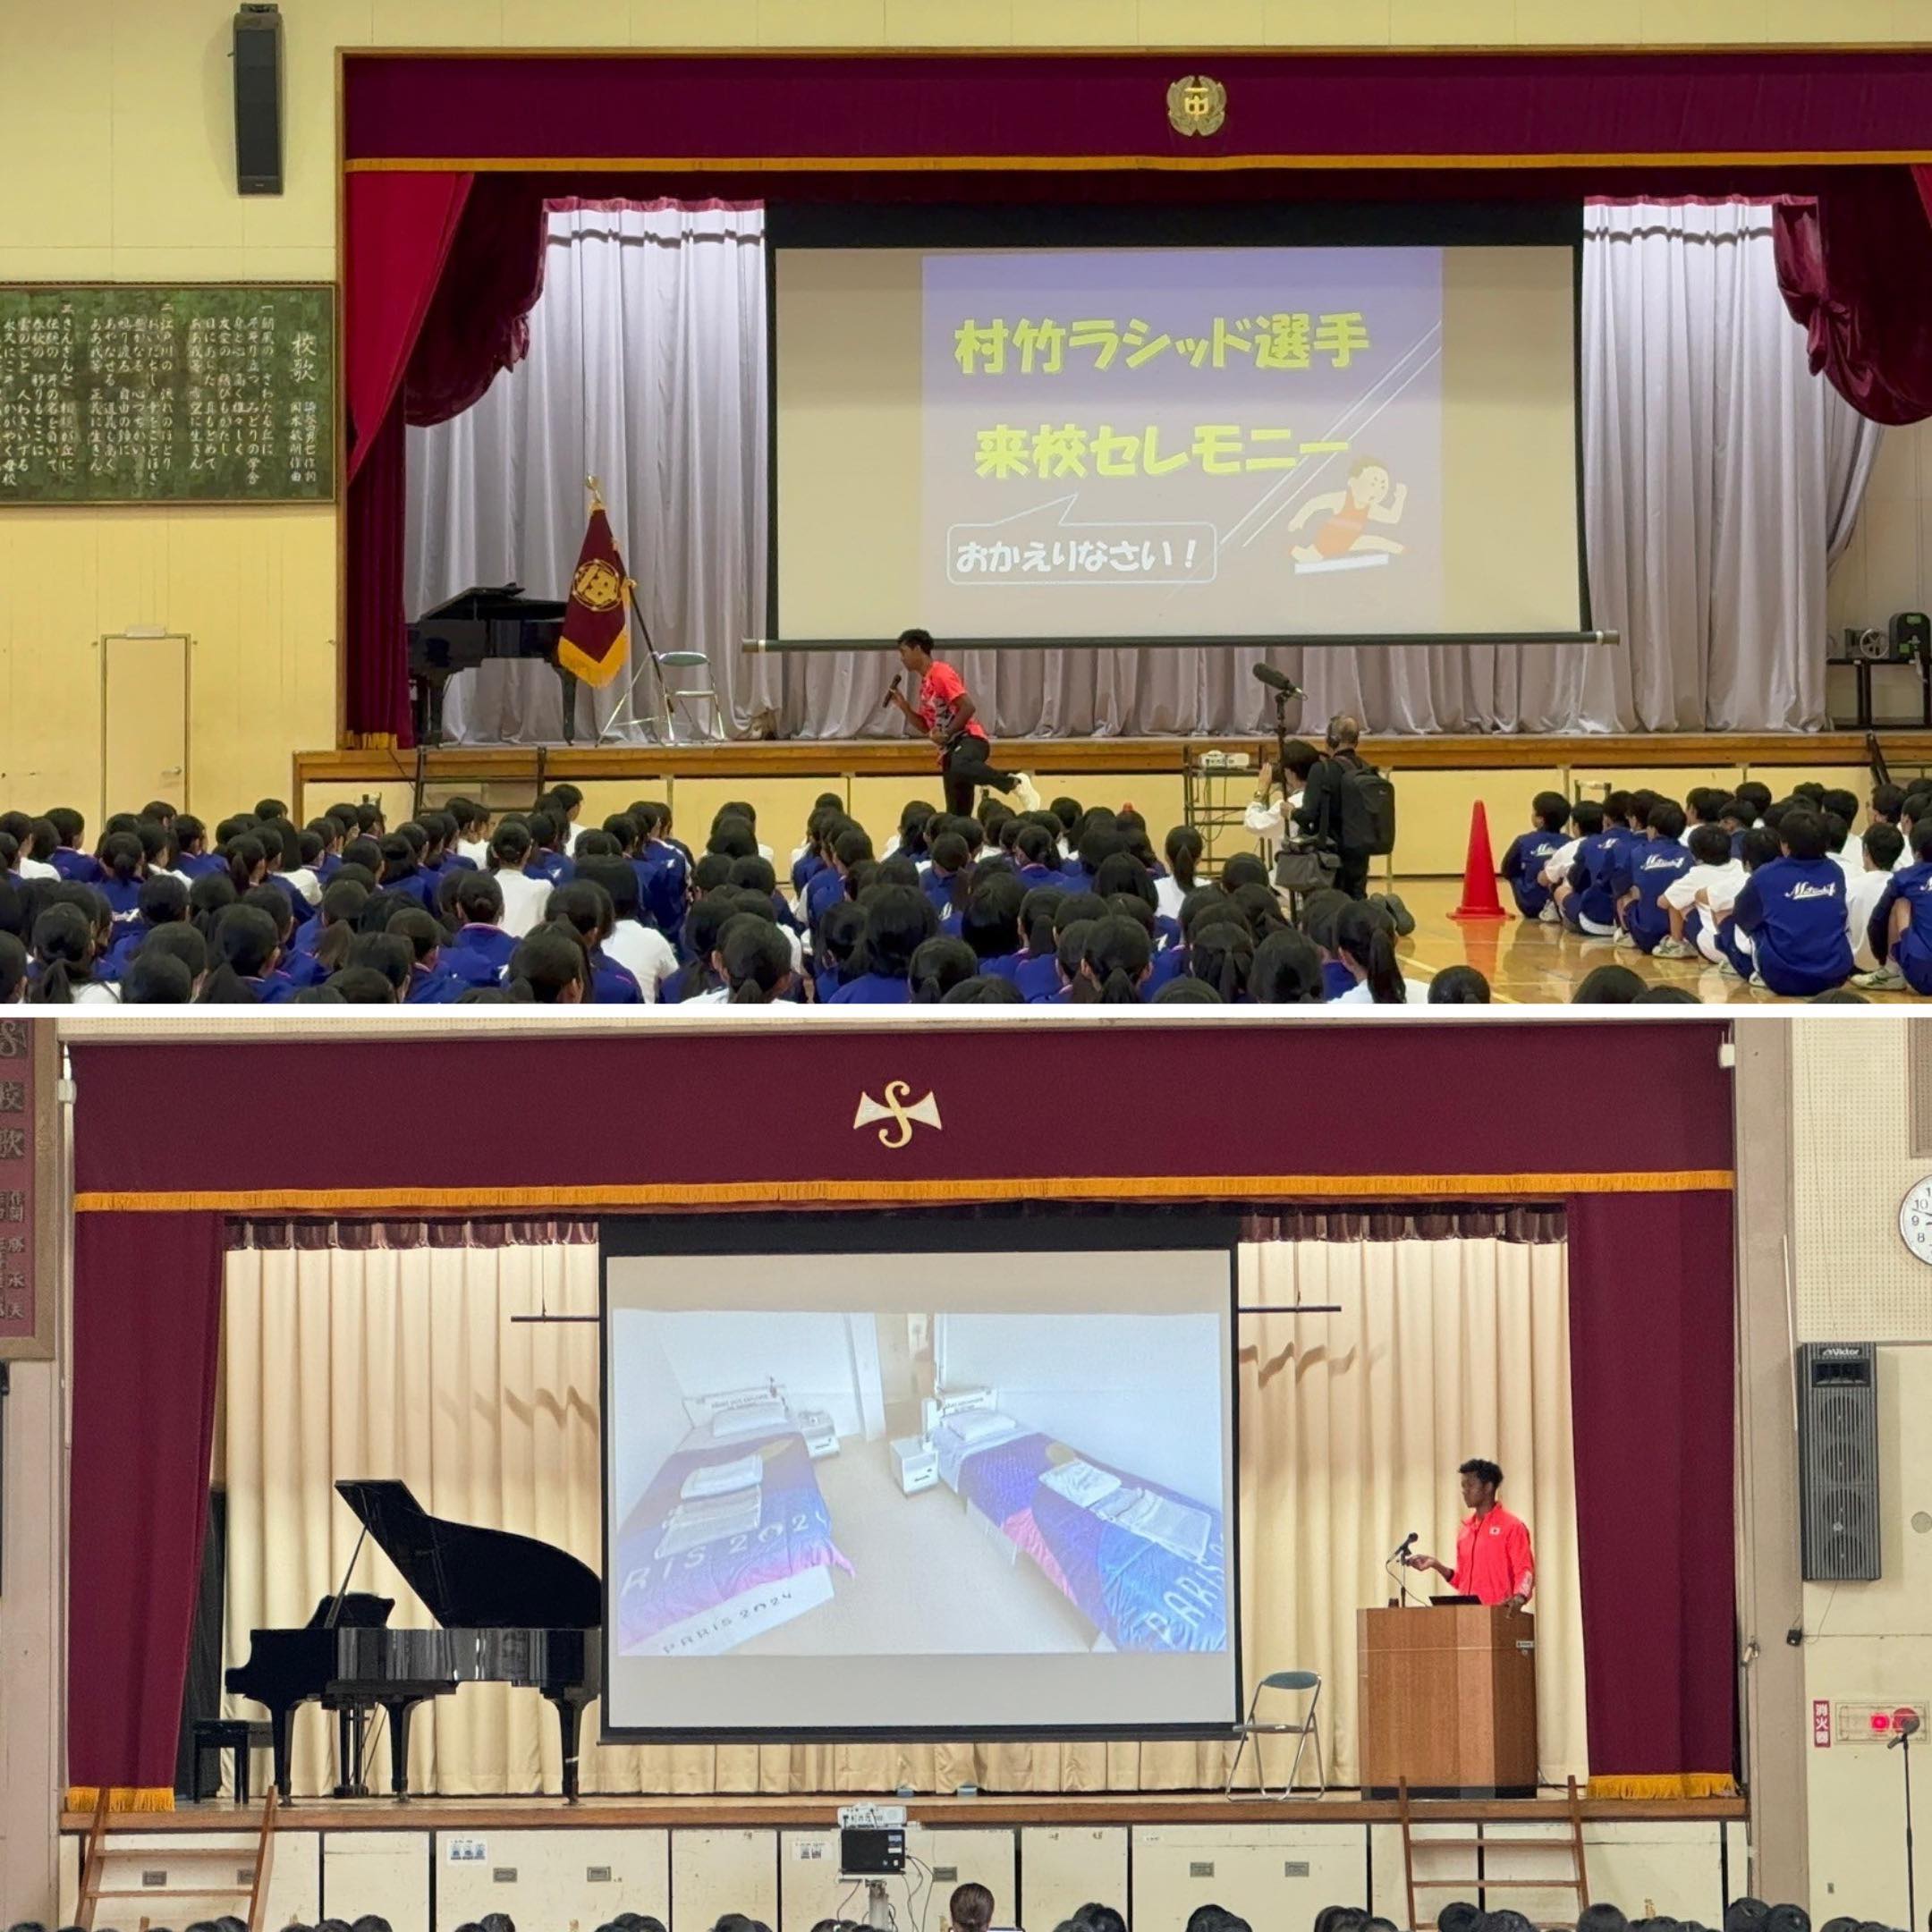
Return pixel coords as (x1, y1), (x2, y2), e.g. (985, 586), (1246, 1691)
(1358, 1604), (1538, 1798)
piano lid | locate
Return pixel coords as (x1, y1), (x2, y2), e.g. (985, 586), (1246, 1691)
(335, 1479), (601, 1631)
(412, 583), (567, 623)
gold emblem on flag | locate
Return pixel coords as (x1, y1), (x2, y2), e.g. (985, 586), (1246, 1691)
(1167, 74), (1227, 138)
(571, 557), (623, 612)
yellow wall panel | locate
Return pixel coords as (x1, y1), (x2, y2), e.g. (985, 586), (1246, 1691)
(886, 0), (1017, 46)
(1388, 0), (1515, 46)
(757, 0), (891, 47)
(371, 0), (508, 48)
(1264, 0), (1393, 47)
(1137, 0), (1267, 45)
(0, 11), (115, 255)
(630, 0), (762, 46)
(1008, 0), (1143, 47)
(502, 0), (632, 45)
(1640, 0), (1768, 41)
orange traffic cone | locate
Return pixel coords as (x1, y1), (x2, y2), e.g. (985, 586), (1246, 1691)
(1449, 801), (1509, 922)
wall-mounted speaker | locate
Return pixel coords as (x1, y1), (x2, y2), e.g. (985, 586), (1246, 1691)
(1798, 1343), (1881, 1582)
(1891, 611), (1931, 664)
(233, 4), (284, 197)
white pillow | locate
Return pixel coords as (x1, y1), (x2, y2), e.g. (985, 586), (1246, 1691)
(946, 1408), (1018, 1447)
(710, 1395), (788, 1439)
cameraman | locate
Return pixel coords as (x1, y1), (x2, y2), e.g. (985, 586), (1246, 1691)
(1294, 714), (1377, 900)
(1247, 737), (1321, 861)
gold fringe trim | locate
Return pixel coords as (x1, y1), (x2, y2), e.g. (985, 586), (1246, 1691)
(66, 1786), (175, 1813)
(557, 632), (629, 690)
(1587, 1774), (1739, 1801)
(73, 1170), (1734, 1215)
(343, 731), (399, 750)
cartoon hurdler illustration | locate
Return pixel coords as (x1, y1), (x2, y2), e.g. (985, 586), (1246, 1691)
(1289, 457), (1408, 569)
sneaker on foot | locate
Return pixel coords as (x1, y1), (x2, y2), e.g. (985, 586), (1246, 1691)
(1010, 772), (1041, 812)
(1378, 892), (1415, 936)
(1654, 937), (1695, 961)
(1537, 903), (1561, 925)
(1852, 965), (1905, 990)
(1613, 928), (1634, 950)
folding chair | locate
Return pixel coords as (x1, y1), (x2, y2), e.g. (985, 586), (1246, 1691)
(1224, 1668), (1326, 1798)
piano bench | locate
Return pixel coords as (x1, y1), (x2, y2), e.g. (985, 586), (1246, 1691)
(190, 1719), (273, 1805)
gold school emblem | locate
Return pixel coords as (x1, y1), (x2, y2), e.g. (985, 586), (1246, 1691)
(1167, 73), (1227, 139)
(571, 556), (623, 611)
(853, 1081), (943, 1150)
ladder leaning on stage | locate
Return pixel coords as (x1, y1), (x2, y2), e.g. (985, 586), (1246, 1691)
(1397, 1775), (1590, 1932)
(76, 1786), (280, 1932)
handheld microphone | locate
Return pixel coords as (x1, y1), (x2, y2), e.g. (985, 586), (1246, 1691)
(879, 673), (902, 712)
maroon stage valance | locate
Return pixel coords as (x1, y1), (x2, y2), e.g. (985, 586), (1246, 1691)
(343, 50), (1932, 171)
(69, 1023), (1733, 1210)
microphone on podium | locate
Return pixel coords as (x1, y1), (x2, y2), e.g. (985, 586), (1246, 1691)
(1390, 1530), (1419, 1564)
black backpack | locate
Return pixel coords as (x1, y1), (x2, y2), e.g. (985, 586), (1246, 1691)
(1351, 762), (1397, 857)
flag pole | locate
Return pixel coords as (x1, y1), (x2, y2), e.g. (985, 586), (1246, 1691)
(586, 473), (681, 741)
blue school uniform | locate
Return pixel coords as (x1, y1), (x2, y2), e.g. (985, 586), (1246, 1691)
(1152, 912), (1182, 951)
(403, 963), (463, 1004)
(975, 952), (1025, 982)
(1564, 833), (1623, 929)
(102, 921), (161, 980)
(443, 924), (516, 986)
(381, 866), (439, 911)
(1615, 839), (1695, 953)
(176, 851), (225, 880)
(802, 864), (849, 939)
(1869, 860), (1932, 993)
(1015, 953), (1062, 1003)
(814, 961), (845, 1004)
(921, 869), (959, 919)
(1321, 959), (1355, 1002)
(98, 877), (144, 926)
(590, 951), (643, 1004)
(1015, 862), (1061, 893)
(1733, 856), (1852, 996)
(281, 947), (329, 990)
(828, 972), (912, 1004)
(1499, 830), (1564, 918)
(316, 852), (343, 884)
(1146, 946), (1186, 995)
(51, 848), (103, 884)
(530, 849), (574, 888)
(792, 852), (826, 894)
(243, 970), (301, 1004)
(267, 873), (317, 926)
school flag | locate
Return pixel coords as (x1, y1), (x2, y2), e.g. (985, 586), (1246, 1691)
(556, 495), (631, 689)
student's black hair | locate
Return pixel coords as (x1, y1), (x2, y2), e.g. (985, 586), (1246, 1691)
(1791, 780), (1827, 804)
(526, 809), (565, 855)
(1906, 790), (1932, 826)
(137, 871), (190, 925)
(1818, 809), (1851, 854)
(1735, 826), (1780, 872)
(1819, 786), (1860, 826)
(910, 936), (979, 1003)
(572, 857), (639, 923)
(1530, 790), (1569, 831)
(1572, 963), (1647, 1004)
(685, 852), (732, 898)
(1187, 919), (1254, 1002)
(344, 930), (411, 992)
(1734, 780), (1772, 815)
(1602, 789), (1633, 826)
(144, 922), (209, 984)
(0, 929), (28, 1002)
(1686, 824), (1732, 866)
(46, 807), (85, 847)
(722, 855), (775, 900)
(1862, 821), (1906, 869)
(716, 913), (793, 1004)
(1250, 927), (1323, 1004)
(1150, 973), (1217, 1004)
(941, 973), (1024, 1004)
(23, 819), (57, 863)
(670, 898), (734, 1001)
(1571, 800), (1606, 837)
(252, 796), (288, 822)
(95, 829), (142, 885)
(387, 906), (444, 967)
(487, 821), (533, 869)
(126, 951), (193, 1004)
(1428, 964), (1493, 1004)
(549, 782), (584, 814)
(961, 876), (1024, 962)
(1870, 782), (1906, 823)
(1780, 806), (1828, 860)
(1079, 913), (1151, 1003)
(708, 818), (758, 861)
(1641, 800), (1685, 841)
(1761, 798), (1791, 834)
(325, 966), (393, 1004)
(507, 926), (588, 1003)
(1220, 851), (1269, 893)
(832, 826), (875, 872)
(1335, 901), (1405, 1004)
(857, 885), (935, 980)
(1090, 851), (1155, 909)
(1014, 822), (1055, 869)
(28, 904), (93, 1004)
(242, 883), (297, 944)
(1915, 821), (1932, 865)
(224, 833), (267, 894)
(1019, 885), (1064, 956)
(195, 904), (279, 1003)
(817, 899), (867, 972)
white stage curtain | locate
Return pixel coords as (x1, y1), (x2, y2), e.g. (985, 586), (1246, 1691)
(405, 199), (775, 742)
(220, 1227), (1582, 1795)
(408, 200), (1881, 741)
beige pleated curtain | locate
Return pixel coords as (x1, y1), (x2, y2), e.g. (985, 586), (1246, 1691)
(219, 1225), (1585, 1795)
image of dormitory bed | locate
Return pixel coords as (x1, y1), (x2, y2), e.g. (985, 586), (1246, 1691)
(607, 1306), (1228, 1660)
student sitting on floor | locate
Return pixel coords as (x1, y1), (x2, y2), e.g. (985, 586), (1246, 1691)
(1847, 822), (1906, 974)
(441, 872), (517, 988)
(1613, 801), (1692, 954)
(1657, 824), (1746, 963)
(1331, 900), (1428, 1004)
(1428, 963), (1492, 1003)
(1731, 806), (1853, 996)
(1074, 913), (1153, 1003)
(828, 885), (934, 1004)
(1857, 820), (1932, 994)
(715, 913), (797, 1004)
(487, 821), (555, 938)
(1550, 802), (1615, 935)
(1498, 792), (1572, 920)
(1186, 912), (1254, 1003)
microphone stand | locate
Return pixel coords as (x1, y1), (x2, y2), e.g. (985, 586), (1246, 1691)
(1385, 1540), (1425, 1609)
(1893, 1719), (1919, 1930)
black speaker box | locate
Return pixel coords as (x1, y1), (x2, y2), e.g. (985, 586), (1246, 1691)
(1798, 1343), (1881, 1582)
(233, 4), (284, 196)
(1891, 611), (1931, 664)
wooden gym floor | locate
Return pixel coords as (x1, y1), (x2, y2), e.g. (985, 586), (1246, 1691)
(1387, 878), (1914, 1004)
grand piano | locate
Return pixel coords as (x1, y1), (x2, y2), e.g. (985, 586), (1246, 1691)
(408, 584), (572, 745)
(225, 1479), (602, 1802)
